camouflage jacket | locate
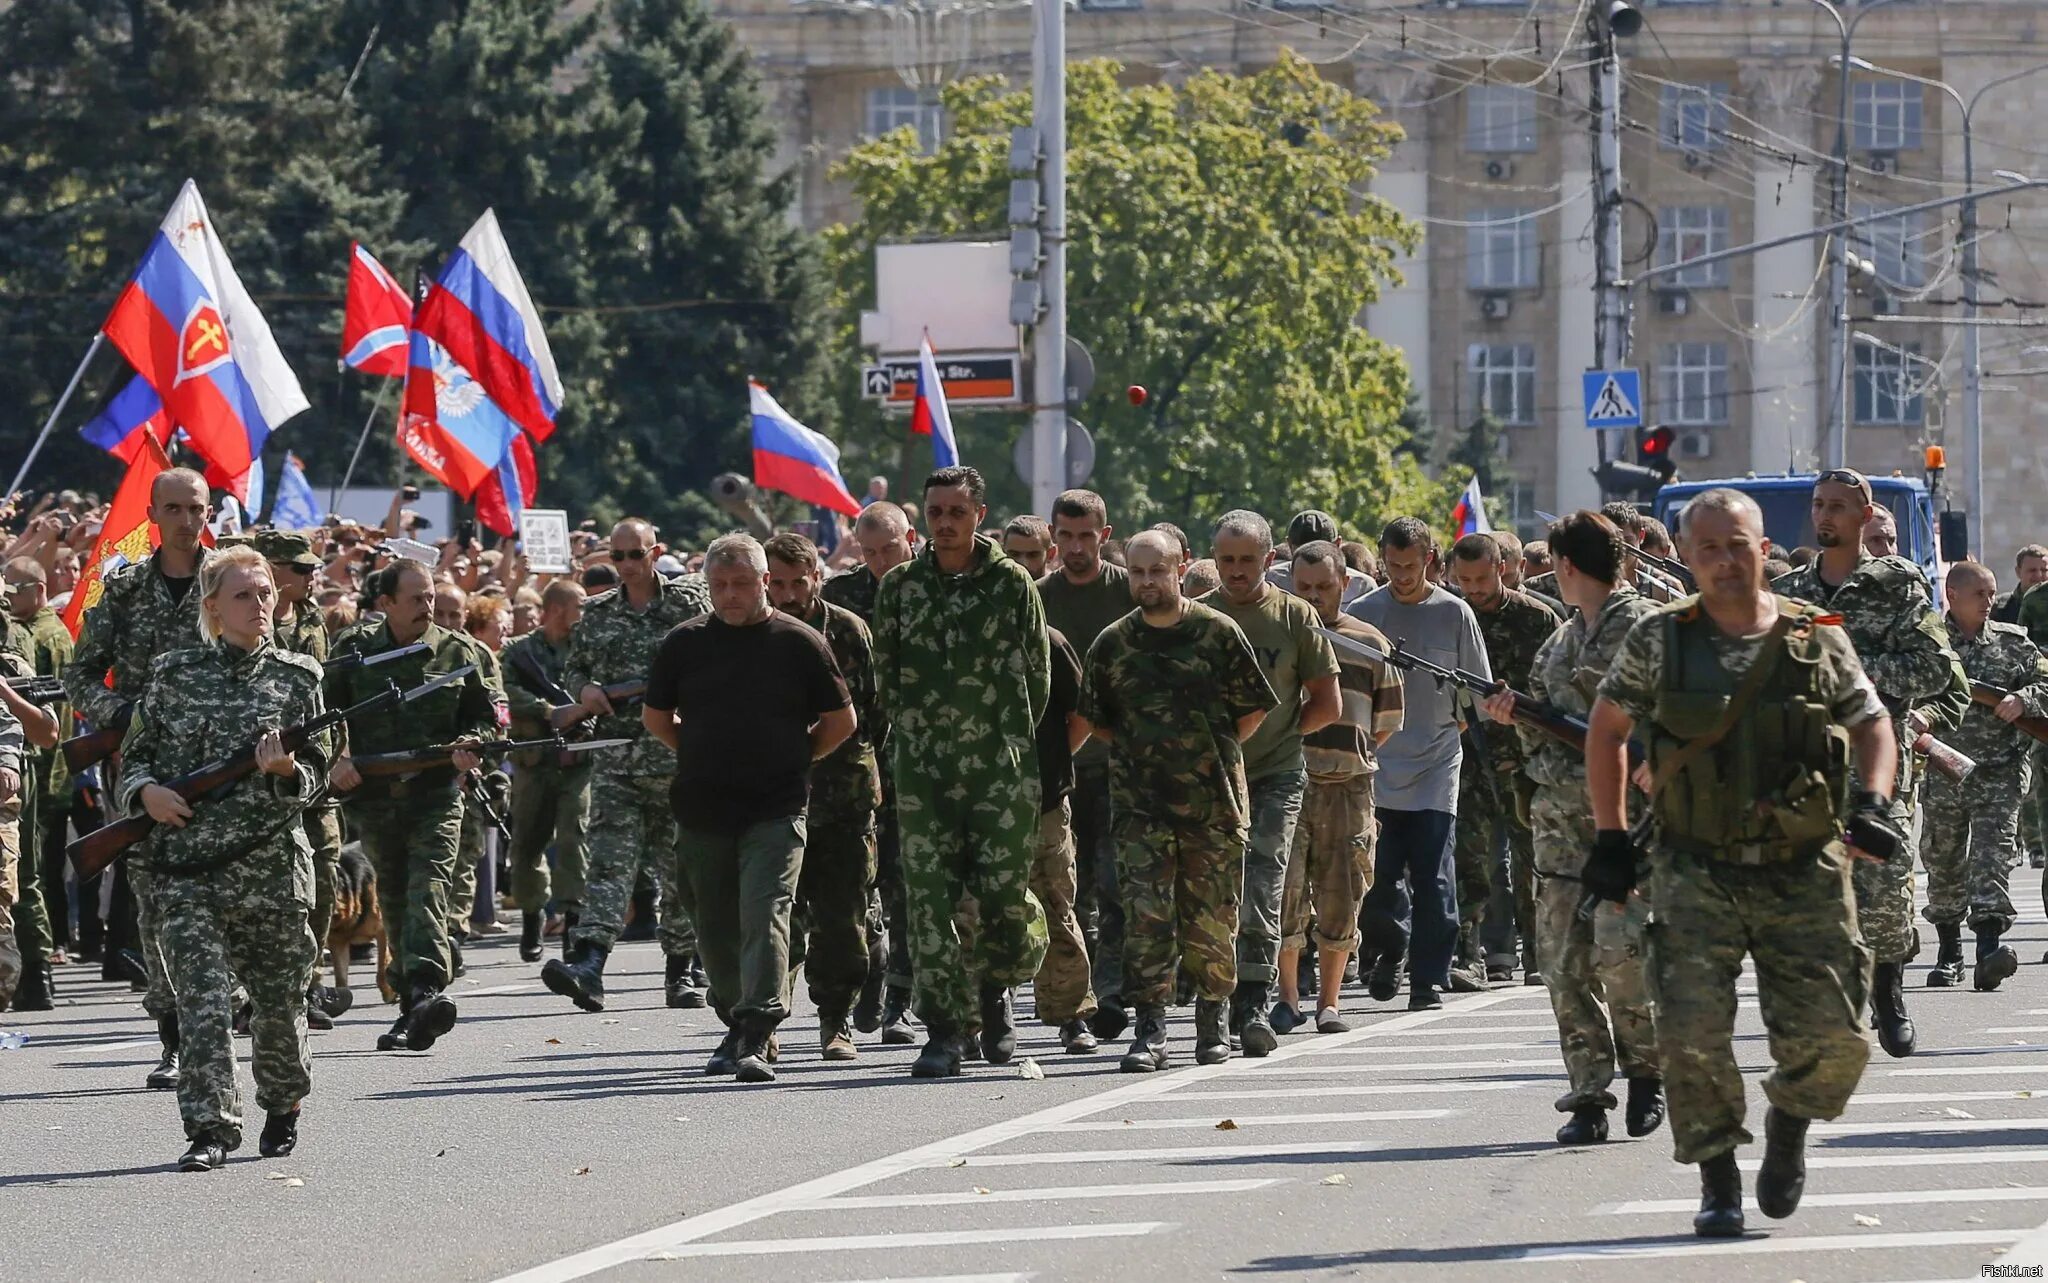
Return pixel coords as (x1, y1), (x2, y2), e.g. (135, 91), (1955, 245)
(116, 641), (326, 875)
(326, 620), (502, 799)
(66, 546), (213, 726)
(873, 534), (1049, 776)
(1944, 617), (2048, 766)
(1079, 600), (1278, 836)
(1773, 552), (1959, 796)
(791, 598), (882, 818)
(272, 599), (338, 809)
(500, 630), (591, 775)
(822, 567), (881, 625)
(2018, 579), (2048, 649)
(1471, 587), (1563, 773)
(0, 649), (31, 779)
(19, 606), (73, 800)
(563, 575), (709, 777)
(1522, 586), (1654, 790)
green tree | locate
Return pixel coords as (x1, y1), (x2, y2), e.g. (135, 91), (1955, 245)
(823, 54), (1453, 534)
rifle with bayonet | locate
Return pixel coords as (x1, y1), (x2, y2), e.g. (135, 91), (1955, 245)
(60, 642), (433, 775)
(345, 736), (630, 782)
(1968, 682), (2048, 746)
(65, 662), (468, 880)
(502, 648), (645, 737)
(1630, 544), (1695, 589)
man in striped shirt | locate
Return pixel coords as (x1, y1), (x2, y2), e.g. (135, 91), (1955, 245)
(1274, 542), (1404, 1033)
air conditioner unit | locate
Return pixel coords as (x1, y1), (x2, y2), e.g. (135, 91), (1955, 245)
(1483, 158), (1516, 182)
(1682, 149), (1712, 171)
(1677, 430), (1714, 460)
(1479, 292), (1513, 320)
(1657, 289), (1692, 316)
(1867, 151), (1898, 175)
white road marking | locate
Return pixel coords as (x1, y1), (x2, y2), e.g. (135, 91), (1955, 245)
(453, 982), (532, 999)
(1364, 1023), (1564, 1035)
(1244, 1058), (1561, 1074)
(1595, 1185), (2048, 1214)
(792, 1178), (1279, 1210)
(1170, 1081), (1541, 1101)
(1735, 1148), (2048, 1171)
(617, 1224), (1172, 1260)
(1043, 1108), (1452, 1133)
(1810, 1117), (2048, 1137)
(834, 1276), (1036, 1283)
(1513, 1229), (2021, 1260)
(921, 1141), (1386, 1168)
(1989, 1027), (2048, 1035)
(1290, 1040), (1557, 1055)
(1850, 1088), (2048, 1104)
(1891, 1064), (2048, 1078)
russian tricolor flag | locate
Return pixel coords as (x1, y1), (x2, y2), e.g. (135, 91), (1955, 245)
(342, 243), (413, 378)
(910, 334), (960, 469)
(749, 381), (861, 517)
(100, 180), (308, 498)
(80, 377), (175, 464)
(1451, 476), (1492, 540)
(412, 210), (561, 443)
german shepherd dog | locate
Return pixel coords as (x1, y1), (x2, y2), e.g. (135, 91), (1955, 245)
(328, 843), (397, 1004)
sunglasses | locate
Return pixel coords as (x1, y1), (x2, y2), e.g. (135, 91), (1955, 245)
(610, 548), (650, 562)
(1815, 469), (1868, 493)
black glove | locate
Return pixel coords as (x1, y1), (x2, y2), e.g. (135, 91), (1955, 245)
(1845, 788), (1904, 861)
(1582, 829), (1639, 904)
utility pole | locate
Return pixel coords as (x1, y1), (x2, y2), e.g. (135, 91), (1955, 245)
(1591, 1), (1639, 485)
(1027, 0), (1067, 516)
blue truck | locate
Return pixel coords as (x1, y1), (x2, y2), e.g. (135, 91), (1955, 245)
(1652, 473), (1948, 598)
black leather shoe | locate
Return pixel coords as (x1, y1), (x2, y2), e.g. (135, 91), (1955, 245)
(178, 1141), (227, 1172)
(1407, 983), (1443, 1012)
(705, 1029), (742, 1075)
(375, 1004), (411, 1052)
(1871, 962), (1916, 1057)
(519, 911), (544, 963)
(1194, 998), (1231, 1066)
(146, 1014), (180, 1089)
(1119, 1005), (1169, 1073)
(1059, 1018), (1097, 1054)
(1087, 1002), (1129, 1043)
(665, 954), (707, 1009)
(879, 987), (918, 1045)
(305, 998), (333, 1031)
(979, 983), (1016, 1065)
(316, 985), (354, 1019)
(541, 942), (609, 1013)
(1928, 923), (1963, 987)
(1756, 1106), (1810, 1219)
(1367, 954), (1402, 1003)
(1238, 993), (1278, 1059)
(911, 1033), (965, 1079)
(401, 987), (458, 1052)
(1976, 941), (2020, 993)
(735, 1028), (777, 1083)
(1625, 1076), (1666, 1138)
(1556, 1105), (1609, 1145)
(1694, 1151), (1745, 1238)
(258, 1107), (300, 1158)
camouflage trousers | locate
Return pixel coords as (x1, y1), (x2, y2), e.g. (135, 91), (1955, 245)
(1120, 819), (1244, 1007)
(509, 762), (591, 914)
(1280, 772), (1375, 954)
(157, 841), (316, 1149)
(1452, 754), (1496, 928)
(1644, 844), (1872, 1165)
(1852, 772), (1921, 964)
(1922, 757), (2028, 935)
(792, 808), (876, 1017)
(893, 754), (1048, 1033)
(129, 860), (178, 1021)
(570, 771), (694, 958)
(346, 788), (462, 992)
(11, 783), (52, 969)
(0, 804), (18, 1007)
(674, 816), (806, 1031)
(305, 805), (341, 977)
(449, 793), (483, 932)
(1529, 783), (1657, 1112)
(1236, 769), (1305, 990)
(1029, 799), (1096, 1024)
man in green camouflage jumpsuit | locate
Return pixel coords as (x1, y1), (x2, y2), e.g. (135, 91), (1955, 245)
(1590, 488), (1898, 1239)
(1080, 530), (1276, 1071)
(1448, 533), (1559, 989)
(543, 519), (709, 1013)
(500, 579), (592, 962)
(65, 467), (215, 1088)
(5, 557), (69, 1012)
(766, 533), (880, 1060)
(873, 467), (1050, 1078)
(1773, 469), (1960, 1057)
(327, 560), (501, 1052)
(1922, 561), (2048, 990)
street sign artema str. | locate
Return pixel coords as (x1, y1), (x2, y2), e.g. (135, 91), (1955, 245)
(861, 352), (1023, 410)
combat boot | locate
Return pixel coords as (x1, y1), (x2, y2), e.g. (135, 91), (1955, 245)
(559, 911), (579, 958)
(1119, 1005), (1169, 1073)
(879, 986), (917, 1045)
(1871, 962), (1916, 1057)
(706, 1028), (742, 1075)
(1928, 923), (1964, 987)
(1625, 1076), (1666, 1137)
(979, 983), (1017, 1065)
(820, 1009), (858, 1062)
(1447, 922), (1489, 993)
(1755, 1105), (1810, 1218)
(519, 911), (544, 963)
(1975, 925), (2020, 992)
(1236, 984), (1278, 1058)
(1059, 1017), (1097, 1054)
(541, 941), (609, 1013)
(735, 1025), (777, 1083)
(305, 988), (333, 1032)
(1693, 1151), (1745, 1238)
(400, 986), (458, 1052)
(1556, 1103), (1608, 1145)
(1087, 1001), (1129, 1043)
(146, 1014), (180, 1090)
(911, 1029), (967, 1079)
(316, 985), (354, 1019)
(376, 991), (414, 1052)
(665, 953), (707, 1009)
(11, 958), (54, 1011)
(1194, 998), (1231, 1066)
(258, 1106), (300, 1159)
(178, 1138), (228, 1173)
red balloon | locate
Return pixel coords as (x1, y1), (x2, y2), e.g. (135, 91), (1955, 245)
(1126, 385), (1148, 406)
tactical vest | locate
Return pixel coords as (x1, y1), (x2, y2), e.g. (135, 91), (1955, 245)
(1647, 598), (1850, 864)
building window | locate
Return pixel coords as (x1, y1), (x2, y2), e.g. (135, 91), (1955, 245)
(1468, 343), (1538, 426)
(1657, 343), (1730, 426)
(1853, 340), (1926, 426)
(865, 86), (943, 153)
(1850, 200), (1931, 289)
(1465, 86), (1538, 153)
(1852, 81), (1922, 151)
(1655, 206), (1730, 287)
(1466, 209), (1541, 289)
(1658, 82), (1729, 151)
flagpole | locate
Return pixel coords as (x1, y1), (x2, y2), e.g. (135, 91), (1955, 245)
(10, 334), (106, 498)
(332, 378), (395, 512)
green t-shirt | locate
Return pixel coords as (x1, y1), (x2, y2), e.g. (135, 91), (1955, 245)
(1197, 584), (1340, 780)
(1040, 562), (1133, 764)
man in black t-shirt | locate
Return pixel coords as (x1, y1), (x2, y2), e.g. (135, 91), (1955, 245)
(643, 534), (855, 1084)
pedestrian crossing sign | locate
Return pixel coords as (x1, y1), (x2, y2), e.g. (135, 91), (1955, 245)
(1582, 368), (1642, 429)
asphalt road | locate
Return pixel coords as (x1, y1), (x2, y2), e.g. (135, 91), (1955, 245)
(10, 895), (2048, 1283)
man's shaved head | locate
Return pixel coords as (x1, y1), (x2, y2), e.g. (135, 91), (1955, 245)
(612, 518), (657, 545)
(1948, 560), (1996, 592)
(1126, 530), (1177, 563)
(152, 467), (208, 505)
(856, 503), (909, 540)
(1678, 488), (1764, 540)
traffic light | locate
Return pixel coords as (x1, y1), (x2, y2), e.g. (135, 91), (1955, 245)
(1592, 426), (1677, 501)
(1637, 425), (1678, 485)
